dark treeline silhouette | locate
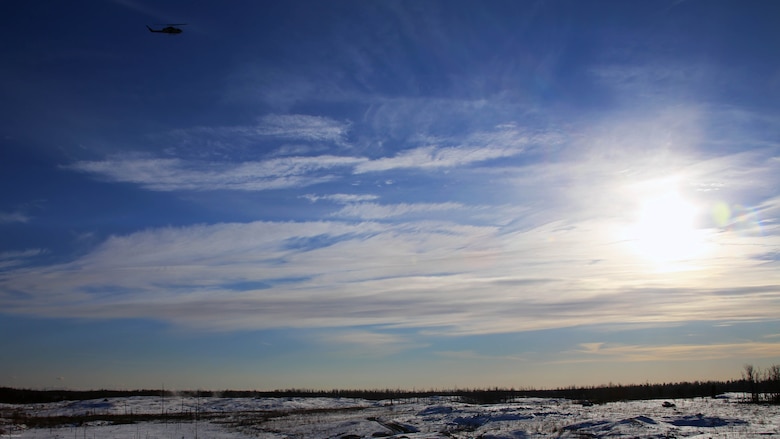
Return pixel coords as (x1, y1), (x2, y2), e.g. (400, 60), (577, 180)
(739, 363), (780, 404)
(0, 388), (164, 404)
(0, 382), (743, 405)
(3, 364), (778, 405)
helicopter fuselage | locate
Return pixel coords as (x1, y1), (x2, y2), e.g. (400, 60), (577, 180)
(147, 25), (183, 34)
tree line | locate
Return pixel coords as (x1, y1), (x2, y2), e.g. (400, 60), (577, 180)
(739, 363), (780, 404)
(2, 364), (778, 405)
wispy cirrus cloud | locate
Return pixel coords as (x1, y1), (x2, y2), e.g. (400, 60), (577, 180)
(304, 195), (470, 221)
(354, 138), (529, 174)
(0, 211), (30, 224)
(65, 155), (366, 191)
(435, 350), (526, 362)
(354, 123), (539, 173)
(302, 193), (380, 204)
(331, 202), (464, 219)
(385, 117), (544, 162)
(65, 123), (546, 191)
(354, 145), (506, 173)
(567, 341), (780, 362)
(110, 0), (169, 18)
(24, 106), (780, 335)
(2, 213), (778, 334)
(253, 114), (350, 143)
(174, 114), (348, 144)
(320, 330), (428, 356)
(589, 63), (709, 94)
(0, 248), (47, 270)
(159, 114), (351, 158)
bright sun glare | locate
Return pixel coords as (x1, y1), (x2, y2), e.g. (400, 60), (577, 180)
(625, 186), (708, 270)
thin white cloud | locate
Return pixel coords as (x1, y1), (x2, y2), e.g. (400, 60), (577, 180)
(326, 330), (408, 346)
(434, 350), (526, 362)
(12, 106), (780, 336)
(69, 121), (555, 192)
(66, 125), (539, 192)
(320, 330), (427, 356)
(0, 211), (29, 224)
(486, 107), (780, 240)
(331, 202), (464, 219)
(566, 341), (780, 362)
(302, 193), (380, 204)
(354, 144), (522, 174)
(65, 155), (366, 191)
(354, 124), (534, 174)
(0, 249), (46, 260)
(590, 63), (706, 90)
(159, 114), (350, 158)
(2, 212), (778, 334)
(587, 55), (726, 105)
(578, 342), (604, 354)
(255, 114), (350, 143)
(110, 0), (167, 19)
(0, 248), (47, 270)
(222, 63), (363, 110)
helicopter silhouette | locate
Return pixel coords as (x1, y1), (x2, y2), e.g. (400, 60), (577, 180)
(146, 24), (187, 34)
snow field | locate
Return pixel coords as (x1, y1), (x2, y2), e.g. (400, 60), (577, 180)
(2, 393), (778, 438)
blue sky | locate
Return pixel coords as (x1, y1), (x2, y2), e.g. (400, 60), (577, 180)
(1, 0), (779, 391)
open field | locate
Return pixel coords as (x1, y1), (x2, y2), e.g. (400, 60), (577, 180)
(2, 393), (778, 438)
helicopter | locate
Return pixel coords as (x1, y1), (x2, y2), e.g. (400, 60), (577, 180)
(146, 24), (187, 34)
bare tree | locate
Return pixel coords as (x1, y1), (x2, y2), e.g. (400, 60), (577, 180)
(742, 364), (759, 403)
(767, 364), (780, 403)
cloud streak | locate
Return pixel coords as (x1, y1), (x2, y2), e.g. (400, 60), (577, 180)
(253, 114), (351, 143)
(321, 330), (428, 356)
(65, 122), (550, 192)
(0, 249), (47, 270)
(25, 102), (780, 340)
(0, 211), (30, 224)
(166, 114), (351, 150)
(354, 126), (537, 174)
(65, 155), (366, 191)
(2, 210), (778, 335)
(354, 144), (522, 173)
(302, 193), (380, 204)
(331, 202), (464, 219)
(569, 341), (780, 362)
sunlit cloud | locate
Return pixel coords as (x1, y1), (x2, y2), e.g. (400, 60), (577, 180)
(321, 330), (427, 356)
(352, 122), (539, 173)
(354, 144), (523, 174)
(2, 211), (778, 334)
(434, 351), (526, 362)
(331, 202), (464, 220)
(4, 0), (780, 391)
(30, 103), (780, 339)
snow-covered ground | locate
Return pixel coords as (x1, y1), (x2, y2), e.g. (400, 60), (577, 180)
(2, 393), (778, 438)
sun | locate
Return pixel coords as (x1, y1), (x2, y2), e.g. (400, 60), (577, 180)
(625, 188), (707, 269)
